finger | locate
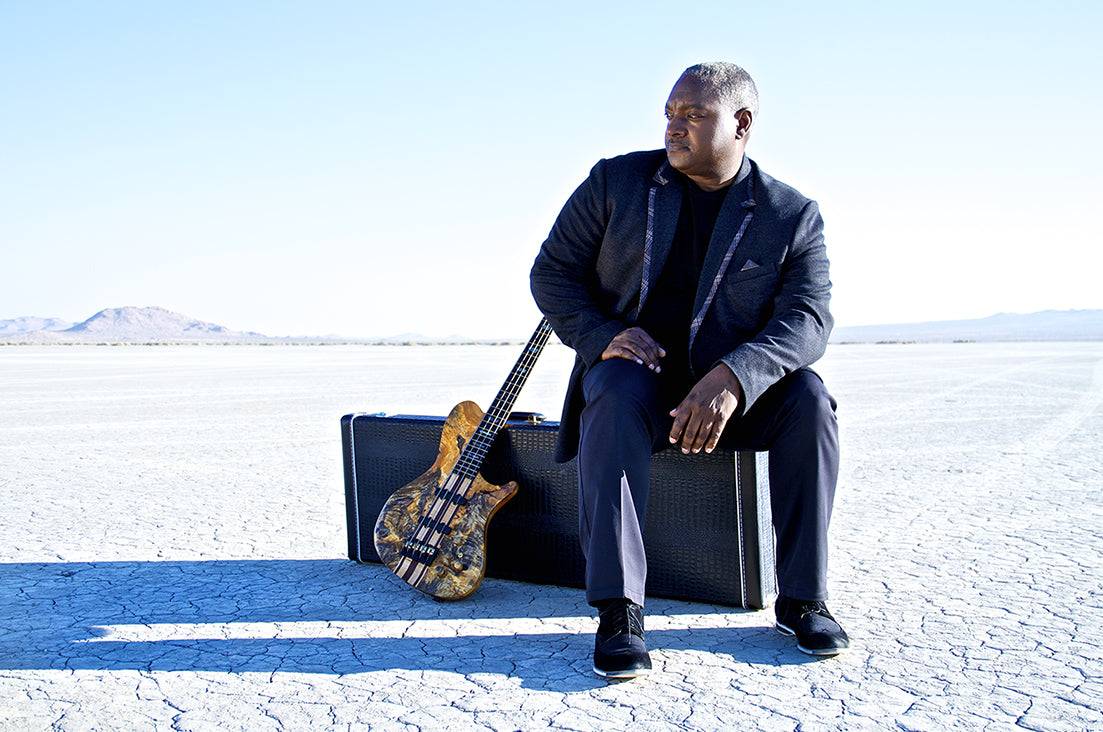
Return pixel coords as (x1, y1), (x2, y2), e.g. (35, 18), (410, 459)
(617, 343), (661, 371)
(602, 340), (644, 364)
(604, 331), (642, 361)
(673, 407), (704, 454)
(622, 343), (653, 367)
(617, 343), (645, 364)
(702, 429), (721, 453)
(705, 412), (732, 451)
(602, 328), (666, 371)
(668, 406), (687, 445)
(645, 342), (665, 372)
(632, 329), (661, 351)
(626, 329), (665, 369)
(684, 417), (713, 454)
(622, 340), (658, 370)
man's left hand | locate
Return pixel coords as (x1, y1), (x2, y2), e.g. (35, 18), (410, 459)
(668, 364), (744, 454)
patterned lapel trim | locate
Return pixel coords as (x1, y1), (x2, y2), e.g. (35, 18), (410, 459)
(639, 186), (658, 315)
(638, 162), (674, 318)
(652, 161), (671, 186)
(688, 174), (757, 360)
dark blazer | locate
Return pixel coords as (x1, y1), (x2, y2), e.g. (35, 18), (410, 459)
(531, 150), (833, 462)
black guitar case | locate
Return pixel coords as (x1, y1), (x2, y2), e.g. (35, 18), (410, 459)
(341, 412), (776, 608)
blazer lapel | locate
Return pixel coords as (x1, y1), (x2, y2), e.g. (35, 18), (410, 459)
(688, 168), (757, 357)
(636, 162), (682, 318)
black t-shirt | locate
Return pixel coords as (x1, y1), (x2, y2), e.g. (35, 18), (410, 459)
(636, 175), (730, 389)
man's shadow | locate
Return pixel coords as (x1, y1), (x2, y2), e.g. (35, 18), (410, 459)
(1, 558), (815, 690)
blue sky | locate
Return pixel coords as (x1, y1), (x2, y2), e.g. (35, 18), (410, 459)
(2, 1), (1100, 338)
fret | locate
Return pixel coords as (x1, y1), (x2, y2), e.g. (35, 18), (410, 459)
(380, 317), (556, 599)
(453, 318), (551, 471)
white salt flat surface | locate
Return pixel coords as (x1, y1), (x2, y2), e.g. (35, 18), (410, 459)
(1, 342), (1101, 731)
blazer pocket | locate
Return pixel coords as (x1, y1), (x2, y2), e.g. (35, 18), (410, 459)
(715, 262), (780, 323)
(729, 262), (779, 283)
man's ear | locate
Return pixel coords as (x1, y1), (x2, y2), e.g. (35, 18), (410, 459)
(735, 108), (754, 139)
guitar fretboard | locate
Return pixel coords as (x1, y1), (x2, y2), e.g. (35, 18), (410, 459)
(394, 316), (555, 588)
(451, 318), (553, 480)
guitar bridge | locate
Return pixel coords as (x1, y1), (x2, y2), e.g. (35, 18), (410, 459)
(400, 539), (439, 566)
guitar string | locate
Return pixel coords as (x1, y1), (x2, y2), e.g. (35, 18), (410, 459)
(433, 323), (549, 508)
(402, 322), (551, 576)
(404, 322), (552, 557)
(445, 319), (550, 483)
(452, 322), (550, 478)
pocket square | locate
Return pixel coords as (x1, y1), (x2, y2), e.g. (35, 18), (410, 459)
(739, 260), (761, 272)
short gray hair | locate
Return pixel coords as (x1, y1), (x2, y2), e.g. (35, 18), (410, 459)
(680, 62), (759, 117)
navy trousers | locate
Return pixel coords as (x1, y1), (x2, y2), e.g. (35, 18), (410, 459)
(577, 358), (839, 607)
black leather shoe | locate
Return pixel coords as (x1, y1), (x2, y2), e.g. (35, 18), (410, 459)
(593, 599), (652, 679)
(775, 595), (850, 656)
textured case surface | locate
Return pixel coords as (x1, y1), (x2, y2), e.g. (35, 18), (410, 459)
(341, 413), (776, 608)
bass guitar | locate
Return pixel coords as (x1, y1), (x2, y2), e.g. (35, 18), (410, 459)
(373, 318), (553, 600)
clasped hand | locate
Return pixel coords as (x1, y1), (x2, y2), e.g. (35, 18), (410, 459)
(601, 327), (743, 454)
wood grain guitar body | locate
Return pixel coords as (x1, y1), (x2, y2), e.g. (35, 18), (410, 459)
(373, 400), (518, 600)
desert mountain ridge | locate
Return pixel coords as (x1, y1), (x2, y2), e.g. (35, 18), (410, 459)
(0, 316), (73, 335)
(0, 306), (516, 344)
(1, 306), (1101, 344)
(0, 306), (268, 343)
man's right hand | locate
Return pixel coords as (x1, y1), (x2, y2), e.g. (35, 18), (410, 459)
(601, 327), (666, 372)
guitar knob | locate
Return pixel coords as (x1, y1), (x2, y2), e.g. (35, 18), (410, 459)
(446, 553), (469, 572)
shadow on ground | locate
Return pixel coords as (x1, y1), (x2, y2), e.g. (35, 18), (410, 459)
(1, 559), (814, 687)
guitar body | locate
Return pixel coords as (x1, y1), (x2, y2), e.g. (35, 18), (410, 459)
(373, 400), (519, 600)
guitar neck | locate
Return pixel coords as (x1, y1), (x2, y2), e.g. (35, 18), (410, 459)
(453, 318), (553, 479)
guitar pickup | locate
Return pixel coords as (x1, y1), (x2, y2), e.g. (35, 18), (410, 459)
(401, 540), (439, 565)
(422, 519), (453, 535)
(434, 487), (468, 506)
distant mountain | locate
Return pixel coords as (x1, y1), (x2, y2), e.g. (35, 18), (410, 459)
(0, 307), (528, 344)
(0, 316), (72, 335)
(3, 307), (1100, 345)
(0, 306), (268, 343)
(830, 309), (1103, 343)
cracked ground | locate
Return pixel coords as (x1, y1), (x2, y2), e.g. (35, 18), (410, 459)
(1, 342), (1101, 731)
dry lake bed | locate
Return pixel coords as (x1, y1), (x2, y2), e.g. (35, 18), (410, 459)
(1, 341), (1100, 731)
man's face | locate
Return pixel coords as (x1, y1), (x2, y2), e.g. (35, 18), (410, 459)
(664, 75), (747, 190)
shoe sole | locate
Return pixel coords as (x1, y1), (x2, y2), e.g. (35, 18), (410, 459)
(775, 621), (848, 656)
(593, 664), (651, 679)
